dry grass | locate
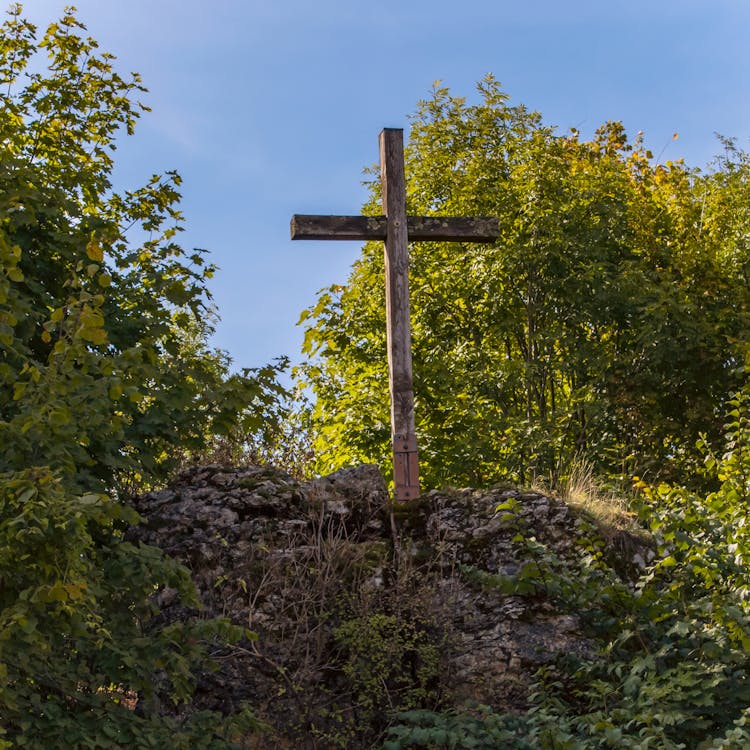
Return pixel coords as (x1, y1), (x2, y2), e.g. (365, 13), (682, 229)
(534, 456), (642, 539)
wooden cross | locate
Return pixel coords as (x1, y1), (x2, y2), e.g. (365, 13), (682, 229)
(291, 128), (499, 500)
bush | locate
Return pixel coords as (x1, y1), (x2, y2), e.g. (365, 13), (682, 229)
(383, 388), (750, 749)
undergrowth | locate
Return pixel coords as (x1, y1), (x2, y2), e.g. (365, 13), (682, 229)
(384, 389), (750, 749)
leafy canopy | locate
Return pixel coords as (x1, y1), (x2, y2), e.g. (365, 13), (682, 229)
(300, 76), (750, 491)
(0, 5), (280, 746)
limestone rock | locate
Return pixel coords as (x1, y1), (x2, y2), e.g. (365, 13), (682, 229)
(129, 463), (646, 748)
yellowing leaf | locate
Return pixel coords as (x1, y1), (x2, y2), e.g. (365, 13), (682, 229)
(47, 582), (69, 602)
(86, 240), (103, 262)
(80, 326), (107, 345)
(79, 306), (104, 328)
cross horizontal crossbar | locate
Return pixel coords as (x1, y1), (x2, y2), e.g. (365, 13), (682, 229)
(290, 214), (499, 242)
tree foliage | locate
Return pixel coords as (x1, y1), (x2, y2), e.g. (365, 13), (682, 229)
(0, 6), (281, 746)
(300, 76), (750, 490)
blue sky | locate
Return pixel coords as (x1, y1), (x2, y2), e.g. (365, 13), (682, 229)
(23, 1), (750, 372)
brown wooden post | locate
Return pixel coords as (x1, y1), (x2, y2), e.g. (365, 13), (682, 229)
(290, 128), (499, 501)
(379, 128), (419, 500)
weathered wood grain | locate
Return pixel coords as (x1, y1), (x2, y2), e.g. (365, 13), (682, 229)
(380, 128), (420, 501)
(290, 214), (499, 242)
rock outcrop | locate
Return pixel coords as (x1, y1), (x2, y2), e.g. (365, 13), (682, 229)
(129, 464), (645, 748)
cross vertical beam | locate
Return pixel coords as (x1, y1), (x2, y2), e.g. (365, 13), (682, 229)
(380, 129), (419, 500)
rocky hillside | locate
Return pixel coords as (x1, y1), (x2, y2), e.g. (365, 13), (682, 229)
(129, 464), (648, 749)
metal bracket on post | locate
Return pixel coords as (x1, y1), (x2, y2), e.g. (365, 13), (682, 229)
(393, 432), (419, 501)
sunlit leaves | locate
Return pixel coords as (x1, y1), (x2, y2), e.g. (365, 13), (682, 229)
(300, 76), (750, 491)
(0, 6), (276, 746)
(85, 239), (103, 261)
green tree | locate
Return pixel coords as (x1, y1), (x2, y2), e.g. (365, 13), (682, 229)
(0, 6), (280, 746)
(0, 6), (285, 494)
(300, 77), (749, 490)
